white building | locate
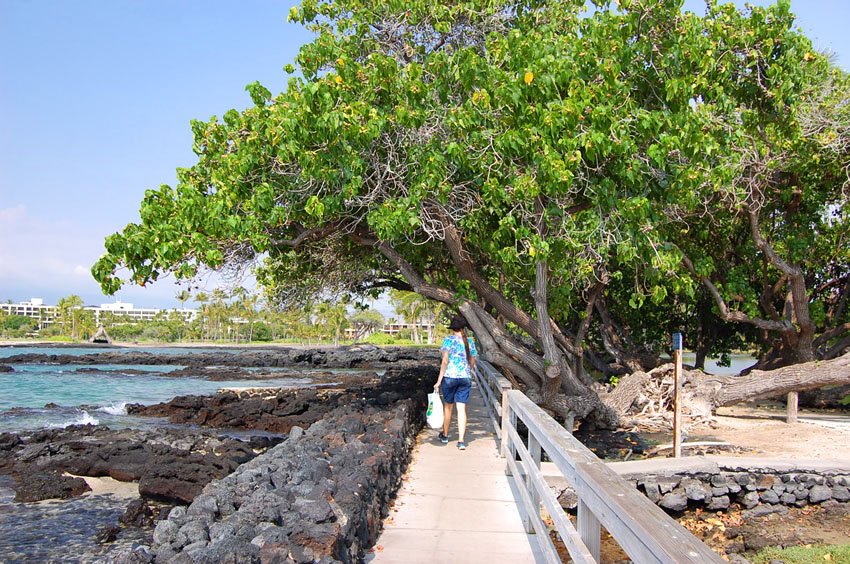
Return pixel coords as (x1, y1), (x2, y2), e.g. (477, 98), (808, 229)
(1, 298), (197, 327)
(89, 301), (198, 324)
(0, 298), (58, 326)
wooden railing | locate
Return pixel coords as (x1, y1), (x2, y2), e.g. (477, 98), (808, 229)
(472, 360), (723, 564)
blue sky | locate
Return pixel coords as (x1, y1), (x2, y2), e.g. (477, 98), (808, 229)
(1, 1), (848, 309)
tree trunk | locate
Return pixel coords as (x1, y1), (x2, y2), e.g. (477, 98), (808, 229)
(595, 297), (648, 372)
(602, 353), (850, 425)
(358, 228), (620, 428)
(690, 352), (850, 408)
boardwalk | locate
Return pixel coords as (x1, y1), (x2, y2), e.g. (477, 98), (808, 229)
(369, 381), (544, 563)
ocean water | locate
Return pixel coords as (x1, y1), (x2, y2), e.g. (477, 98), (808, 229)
(0, 345), (334, 561)
(0, 346), (326, 434)
(680, 353), (757, 375)
(0, 344), (238, 358)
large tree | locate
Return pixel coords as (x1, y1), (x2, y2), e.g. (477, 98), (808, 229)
(93, 0), (849, 428)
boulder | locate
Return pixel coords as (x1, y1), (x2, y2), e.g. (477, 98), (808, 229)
(659, 492), (688, 512)
(11, 468), (90, 502)
(809, 485), (833, 503)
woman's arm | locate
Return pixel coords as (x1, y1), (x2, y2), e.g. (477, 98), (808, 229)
(435, 350), (449, 389)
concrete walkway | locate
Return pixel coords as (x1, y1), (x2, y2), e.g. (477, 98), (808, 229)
(368, 381), (544, 563)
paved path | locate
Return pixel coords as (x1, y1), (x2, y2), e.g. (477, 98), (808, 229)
(797, 412), (850, 432)
(368, 381), (544, 563)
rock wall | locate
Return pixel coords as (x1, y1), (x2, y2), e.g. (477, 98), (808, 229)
(551, 458), (850, 516)
(147, 398), (421, 563)
(635, 471), (850, 512)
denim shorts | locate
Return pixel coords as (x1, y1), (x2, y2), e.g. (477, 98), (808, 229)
(441, 377), (471, 404)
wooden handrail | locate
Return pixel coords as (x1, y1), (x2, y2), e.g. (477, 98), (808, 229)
(473, 360), (723, 563)
(472, 361), (511, 440)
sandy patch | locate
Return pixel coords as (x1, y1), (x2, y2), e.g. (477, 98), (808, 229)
(64, 473), (139, 498)
(689, 404), (850, 463)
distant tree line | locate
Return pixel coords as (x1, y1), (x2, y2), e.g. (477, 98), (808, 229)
(1, 289), (445, 346)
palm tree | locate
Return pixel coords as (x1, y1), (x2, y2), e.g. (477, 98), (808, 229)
(56, 295), (84, 340)
(232, 287), (260, 343)
(314, 301), (349, 345)
(174, 290), (192, 341)
(210, 289), (228, 342)
(194, 292), (210, 341)
(390, 290), (434, 344)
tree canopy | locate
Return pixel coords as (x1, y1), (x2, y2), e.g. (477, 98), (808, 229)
(94, 0), (850, 428)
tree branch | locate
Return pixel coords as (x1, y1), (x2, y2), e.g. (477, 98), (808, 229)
(271, 224), (340, 249)
(680, 252), (793, 332)
(442, 221), (539, 338)
(533, 197), (568, 399)
(813, 322), (850, 349)
(349, 231), (457, 305)
(748, 208), (815, 351)
(460, 302), (542, 389)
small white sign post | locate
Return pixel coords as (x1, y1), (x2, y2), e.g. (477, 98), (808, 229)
(672, 332), (683, 458)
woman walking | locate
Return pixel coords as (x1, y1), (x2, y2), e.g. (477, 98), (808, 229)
(434, 315), (478, 450)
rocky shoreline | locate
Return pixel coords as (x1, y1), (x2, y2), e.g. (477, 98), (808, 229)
(147, 390), (421, 563)
(0, 345), (439, 562)
(1, 344), (440, 371)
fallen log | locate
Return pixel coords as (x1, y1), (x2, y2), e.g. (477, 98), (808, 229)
(691, 352), (850, 409)
(601, 353), (850, 431)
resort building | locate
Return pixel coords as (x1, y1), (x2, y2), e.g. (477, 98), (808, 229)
(88, 301), (198, 324)
(1, 298), (197, 326)
(0, 298), (58, 327)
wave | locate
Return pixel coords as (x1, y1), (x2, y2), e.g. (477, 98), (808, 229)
(97, 402), (128, 416)
(50, 410), (99, 428)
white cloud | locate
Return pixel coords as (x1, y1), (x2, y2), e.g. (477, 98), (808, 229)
(0, 205), (26, 221)
(73, 265), (91, 277)
(0, 205), (191, 307)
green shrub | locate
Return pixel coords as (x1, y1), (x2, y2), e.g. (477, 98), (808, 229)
(751, 544), (850, 564)
(2, 315), (33, 332)
(251, 322), (273, 341)
(365, 332), (397, 345)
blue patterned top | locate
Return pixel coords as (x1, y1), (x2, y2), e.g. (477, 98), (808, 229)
(441, 334), (478, 379)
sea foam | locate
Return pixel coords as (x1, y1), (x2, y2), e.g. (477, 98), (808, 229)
(98, 402), (128, 416)
(51, 410), (99, 428)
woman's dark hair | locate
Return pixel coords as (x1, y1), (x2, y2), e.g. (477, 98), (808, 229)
(448, 315), (468, 331)
(448, 315), (472, 371)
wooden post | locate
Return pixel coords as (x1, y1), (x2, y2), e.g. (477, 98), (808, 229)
(787, 391), (798, 424)
(524, 433), (542, 534)
(672, 333), (683, 459)
(578, 499), (601, 562)
(502, 391), (516, 472)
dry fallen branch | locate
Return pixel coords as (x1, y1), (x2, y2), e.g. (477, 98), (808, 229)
(602, 364), (717, 433)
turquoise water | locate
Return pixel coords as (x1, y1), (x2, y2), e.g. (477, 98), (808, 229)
(679, 353), (757, 375)
(0, 345), (238, 358)
(0, 364), (315, 433)
(0, 347), (324, 433)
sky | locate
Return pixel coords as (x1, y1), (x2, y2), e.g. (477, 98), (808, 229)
(1, 1), (849, 309)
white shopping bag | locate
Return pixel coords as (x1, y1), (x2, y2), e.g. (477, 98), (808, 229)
(426, 392), (443, 429)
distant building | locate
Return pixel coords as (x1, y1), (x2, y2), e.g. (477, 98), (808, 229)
(344, 320), (436, 339)
(1, 298), (197, 328)
(87, 301), (198, 324)
(0, 298), (58, 327)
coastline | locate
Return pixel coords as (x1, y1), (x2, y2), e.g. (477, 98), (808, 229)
(0, 344), (439, 562)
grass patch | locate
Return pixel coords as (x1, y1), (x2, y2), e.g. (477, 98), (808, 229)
(751, 544), (850, 563)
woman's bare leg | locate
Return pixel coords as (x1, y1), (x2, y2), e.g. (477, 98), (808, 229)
(456, 403), (467, 443)
(442, 402), (454, 437)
